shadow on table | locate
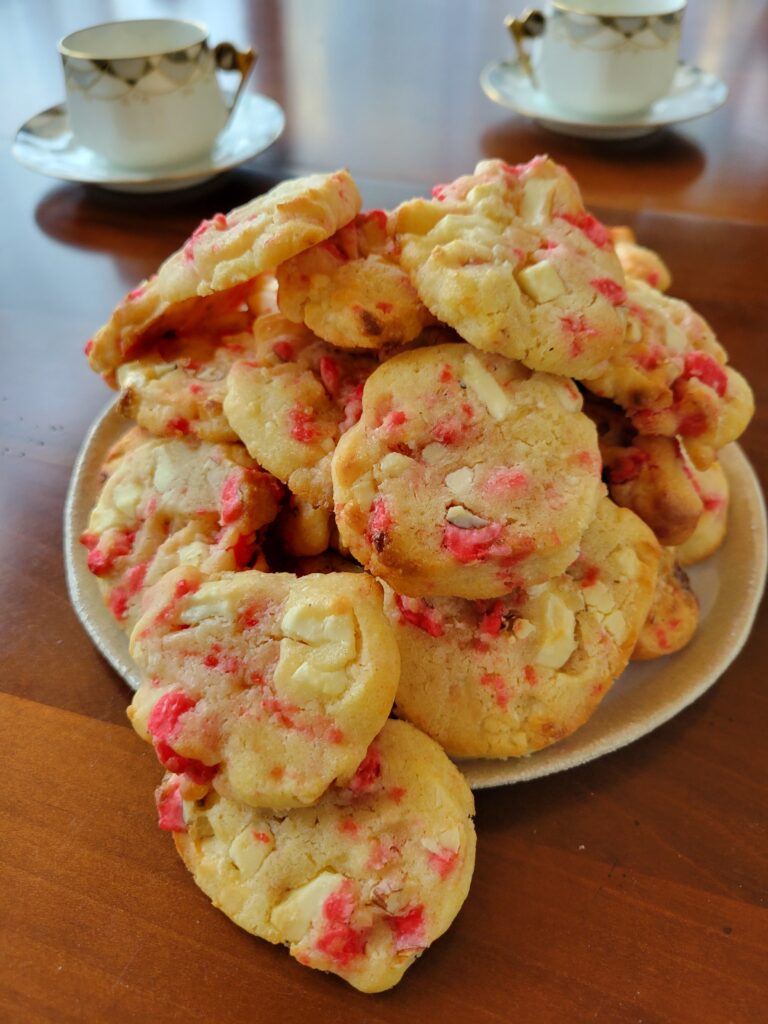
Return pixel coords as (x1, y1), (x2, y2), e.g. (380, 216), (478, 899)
(479, 121), (707, 196)
(32, 166), (285, 288)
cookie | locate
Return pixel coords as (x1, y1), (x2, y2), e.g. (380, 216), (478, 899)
(116, 320), (265, 443)
(81, 435), (280, 629)
(156, 170), (362, 304)
(675, 459), (729, 566)
(332, 342), (604, 598)
(223, 313), (378, 516)
(129, 567), (400, 810)
(277, 209), (434, 349)
(271, 496), (335, 558)
(86, 274), (272, 385)
(631, 547), (699, 660)
(608, 226), (671, 291)
(585, 396), (703, 546)
(392, 157), (626, 379)
(164, 718), (476, 992)
(586, 278), (754, 469)
(385, 497), (660, 758)
(87, 170), (360, 380)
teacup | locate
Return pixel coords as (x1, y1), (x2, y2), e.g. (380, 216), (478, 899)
(59, 18), (256, 169)
(506, 1), (686, 119)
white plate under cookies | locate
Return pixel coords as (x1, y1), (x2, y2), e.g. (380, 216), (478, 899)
(64, 400), (767, 789)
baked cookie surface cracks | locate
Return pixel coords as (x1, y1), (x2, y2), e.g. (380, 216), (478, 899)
(333, 342), (604, 598)
(393, 157), (627, 379)
(129, 567), (400, 811)
(167, 719), (475, 992)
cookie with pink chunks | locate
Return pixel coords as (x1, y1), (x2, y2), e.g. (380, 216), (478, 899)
(115, 312), (274, 443)
(586, 278), (754, 469)
(632, 547), (699, 661)
(80, 436), (280, 630)
(675, 458), (729, 567)
(585, 396), (703, 546)
(392, 156), (626, 379)
(223, 313), (378, 528)
(165, 719), (475, 993)
(277, 209), (434, 349)
(86, 273), (274, 385)
(86, 169), (359, 380)
(385, 497), (660, 758)
(332, 342), (604, 599)
(156, 170), (361, 304)
(608, 226), (671, 291)
(129, 566), (400, 810)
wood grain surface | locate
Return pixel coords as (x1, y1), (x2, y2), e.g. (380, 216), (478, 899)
(2, 2), (766, 1022)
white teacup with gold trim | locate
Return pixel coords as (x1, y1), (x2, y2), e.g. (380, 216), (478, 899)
(59, 18), (256, 170)
(506, 1), (686, 119)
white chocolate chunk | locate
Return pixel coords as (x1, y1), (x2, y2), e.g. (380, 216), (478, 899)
(88, 502), (122, 533)
(613, 548), (640, 577)
(274, 637), (351, 700)
(270, 871), (348, 943)
(445, 505), (491, 529)
(179, 581), (238, 624)
(396, 201), (446, 235)
(112, 481), (144, 518)
(292, 659), (349, 697)
(664, 320), (688, 354)
(521, 177), (557, 222)
(535, 592), (577, 669)
(604, 609), (627, 643)
(626, 316), (643, 343)
(444, 467), (473, 495)
(350, 474), (375, 511)
(583, 579), (615, 614)
(281, 605), (356, 658)
(421, 826), (461, 856)
(152, 445), (176, 492)
(196, 364), (226, 382)
(229, 826), (273, 878)
(176, 540), (210, 566)
(117, 361), (177, 390)
(379, 452), (415, 478)
(202, 797), (234, 839)
(517, 260), (566, 304)
(421, 442), (445, 466)
(554, 381), (582, 413)
(462, 354), (512, 421)
(513, 617), (535, 640)
(274, 602), (358, 702)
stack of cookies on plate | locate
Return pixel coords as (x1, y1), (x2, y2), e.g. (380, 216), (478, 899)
(80, 158), (753, 991)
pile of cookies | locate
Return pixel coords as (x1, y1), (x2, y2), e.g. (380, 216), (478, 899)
(80, 158), (753, 992)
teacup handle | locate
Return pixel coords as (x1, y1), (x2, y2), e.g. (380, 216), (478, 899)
(214, 42), (257, 119)
(504, 9), (546, 83)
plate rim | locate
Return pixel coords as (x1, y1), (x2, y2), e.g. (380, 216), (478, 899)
(12, 91), (285, 188)
(64, 400), (767, 790)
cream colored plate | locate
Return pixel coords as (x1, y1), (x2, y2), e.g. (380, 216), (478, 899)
(64, 401), (767, 789)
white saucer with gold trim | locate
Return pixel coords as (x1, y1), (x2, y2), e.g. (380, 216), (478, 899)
(480, 59), (727, 140)
(12, 91), (285, 193)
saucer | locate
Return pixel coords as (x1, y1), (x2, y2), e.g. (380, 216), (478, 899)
(480, 60), (728, 140)
(12, 92), (285, 193)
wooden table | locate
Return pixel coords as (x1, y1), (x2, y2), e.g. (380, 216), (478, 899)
(2, 2), (766, 1021)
